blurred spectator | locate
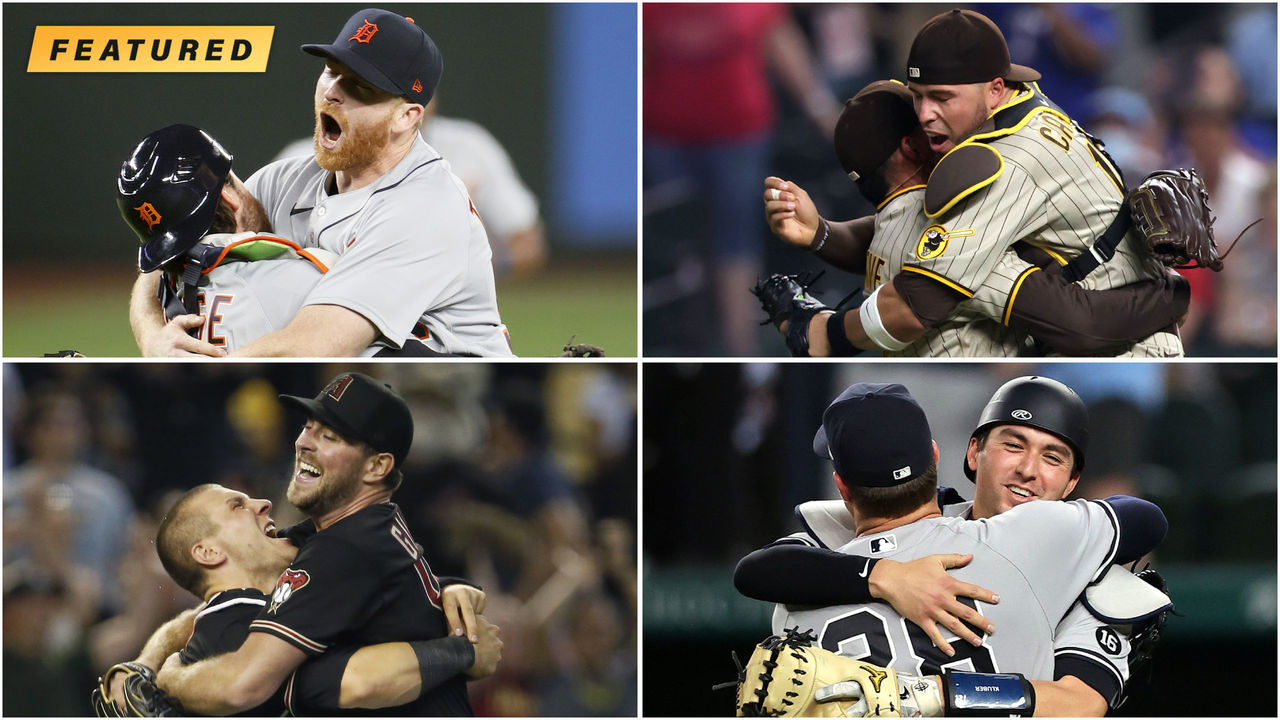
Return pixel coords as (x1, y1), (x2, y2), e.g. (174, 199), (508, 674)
(644, 4), (839, 355)
(979, 4), (1117, 119)
(1226, 4), (1277, 156)
(5, 386), (135, 614)
(1174, 77), (1271, 352)
(537, 592), (637, 716)
(3, 563), (95, 717)
(1087, 87), (1166, 185)
(1207, 168), (1278, 354)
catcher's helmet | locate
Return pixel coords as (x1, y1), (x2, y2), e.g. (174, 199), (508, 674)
(117, 124), (232, 273)
(963, 376), (1088, 481)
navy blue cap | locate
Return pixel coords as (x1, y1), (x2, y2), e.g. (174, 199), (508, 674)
(279, 372), (414, 468)
(813, 383), (934, 487)
(303, 8), (443, 106)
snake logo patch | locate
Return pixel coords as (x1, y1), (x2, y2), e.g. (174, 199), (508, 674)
(134, 202), (162, 231)
(349, 19), (379, 44)
(323, 375), (354, 402)
(268, 569), (311, 614)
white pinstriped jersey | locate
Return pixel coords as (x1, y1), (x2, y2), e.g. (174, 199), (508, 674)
(771, 499), (1121, 683)
(246, 137), (514, 357)
(867, 187), (1026, 357)
(900, 84), (1182, 357)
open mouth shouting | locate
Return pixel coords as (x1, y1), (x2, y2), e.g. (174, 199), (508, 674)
(926, 131), (951, 153)
(318, 110), (344, 150)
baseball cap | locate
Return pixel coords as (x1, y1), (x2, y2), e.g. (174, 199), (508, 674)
(279, 372), (414, 467)
(906, 9), (1040, 86)
(302, 8), (443, 106)
(813, 383), (934, 488)
(834, 80), (920, 182)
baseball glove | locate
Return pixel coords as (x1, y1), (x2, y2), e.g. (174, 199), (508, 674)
(1130, 168), (1256, 271)
(751, 273), (832, 357)
(91, 662), (184, 717)
(733, 628), (904, 717)
(558, 336), (606, 357)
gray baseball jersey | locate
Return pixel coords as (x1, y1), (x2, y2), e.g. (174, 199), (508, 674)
(772, 499), (1119, 681)
(903, 85), (1182, 357)
(162, 233), (398, 356)
(245, 137), (513, 357)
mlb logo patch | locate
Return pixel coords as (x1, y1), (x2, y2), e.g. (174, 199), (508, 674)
(870, 535), (897, 554)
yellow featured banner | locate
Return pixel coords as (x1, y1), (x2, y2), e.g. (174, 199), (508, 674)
(28, 26), (274, 72)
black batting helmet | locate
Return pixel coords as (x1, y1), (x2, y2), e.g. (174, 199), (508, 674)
(963, 376), (1088, 481)
(117, 124), (232, 273)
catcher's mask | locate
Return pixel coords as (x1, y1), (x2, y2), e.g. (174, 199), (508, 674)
(117, 124), (232, 273)
(964, 376), (1088, 481)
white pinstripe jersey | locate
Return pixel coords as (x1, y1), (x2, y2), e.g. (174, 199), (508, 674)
(898, 84), (1182, 357)
(867, 187), (1027, 357)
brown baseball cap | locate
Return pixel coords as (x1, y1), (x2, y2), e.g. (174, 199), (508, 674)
(906, 9), (1040, 85)
(834, 80), (920, 182)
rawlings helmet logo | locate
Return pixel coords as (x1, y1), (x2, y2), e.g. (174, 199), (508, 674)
(267, 569), (311, 614)
(349, 19), (379, 44)
(1011, 409), (1033, 420)
(135, 202), (163, 231)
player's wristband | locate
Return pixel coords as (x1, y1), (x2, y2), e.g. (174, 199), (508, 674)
(942, 670), (1035, 717)
(825, 308), (859, 356)
(410, 635), (476, 694)
(808, 218), (830, 253)
(859, 284), (911, 351)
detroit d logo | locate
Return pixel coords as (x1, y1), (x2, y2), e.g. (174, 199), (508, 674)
(268, 569), (311, 614)
(350, 19), (379, 43)
(135, 202), (162, 231)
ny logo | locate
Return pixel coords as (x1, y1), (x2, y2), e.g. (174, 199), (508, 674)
(135, 202), (162, 231)
(350, 19), (379, 43)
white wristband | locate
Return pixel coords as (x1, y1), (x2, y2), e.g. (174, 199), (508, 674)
(860, 284), (911, 351)
(900, 674), (945, 717)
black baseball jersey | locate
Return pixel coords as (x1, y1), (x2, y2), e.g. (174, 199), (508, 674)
(250, 502), (471, 716)
(180, 588), (288, 716)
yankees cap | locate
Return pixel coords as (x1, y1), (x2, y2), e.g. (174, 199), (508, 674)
(906, 9), (1040, 85)
(834, 80), (919, 182)
(813, 383), (934, 488)
(279, 372), (414, 467)
(303, 8), (443, 106)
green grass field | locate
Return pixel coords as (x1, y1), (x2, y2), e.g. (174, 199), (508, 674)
(5, 258), (636, 358)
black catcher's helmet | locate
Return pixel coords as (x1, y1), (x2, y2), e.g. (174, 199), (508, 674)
(964, 376), (1089, 481)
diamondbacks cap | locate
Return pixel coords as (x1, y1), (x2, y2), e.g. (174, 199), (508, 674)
(906, 9), (1040, 85)
(834, 80), (920, 182)
(302, 8), (443, 106)
(813, 383), (934, 487)
(279, 372), (414, 467)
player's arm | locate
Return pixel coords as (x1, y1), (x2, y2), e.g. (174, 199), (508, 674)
(763, 177), (875, 272)
(970, 243), (1191, 355)
(290, 618), (502, 711)
(229, 303), (378, 357)
(157, 631), (307, 714)
(734, 543), (997, 654)
(106, 608), (200, 707)
(1030, 675), (1107, 716)
(129, 271), (226, 357)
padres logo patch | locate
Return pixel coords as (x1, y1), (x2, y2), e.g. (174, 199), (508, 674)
(916, 225), (949, 259)
(268, 569), (311, 614)
(915, 225), (975, 260)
